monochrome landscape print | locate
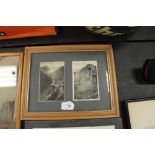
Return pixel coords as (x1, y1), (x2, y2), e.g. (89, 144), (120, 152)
(73, 61), (100, 101)
(39, 61), (64, 101)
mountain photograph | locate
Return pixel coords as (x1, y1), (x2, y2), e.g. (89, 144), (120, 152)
(73, 61), (100, 101)
(39, 61), (64, 101)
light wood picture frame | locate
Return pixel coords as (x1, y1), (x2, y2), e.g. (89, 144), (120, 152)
(21, 45), (120, 120)
(0, 52), (23, 128)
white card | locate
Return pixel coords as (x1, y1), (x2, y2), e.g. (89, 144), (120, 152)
(61, 101), (75, 110)
(0, 66), (17, 87)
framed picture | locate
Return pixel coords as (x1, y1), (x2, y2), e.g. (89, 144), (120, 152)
(32, 126), (116, 129)
(21, 45), (120, 120)
(0, 52), (23, 128)
(23, 118), (123, 129)
(125, 98), (155, 129)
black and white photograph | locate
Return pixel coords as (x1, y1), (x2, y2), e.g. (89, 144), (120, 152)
(39, 61), (65, 101)
(72, 61), (100, 101)
(0, 55), (20, 129)
(0, 65), (17, 128)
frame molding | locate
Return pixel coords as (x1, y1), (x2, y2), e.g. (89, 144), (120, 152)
(21, 45), (120, 120)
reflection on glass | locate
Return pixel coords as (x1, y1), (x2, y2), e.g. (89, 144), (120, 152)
(39, 61), (65, 102)
(0, 56), (19, 129)
(106, 71), (110, 93)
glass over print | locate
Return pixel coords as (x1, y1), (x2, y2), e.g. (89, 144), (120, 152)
(0, 56), (19, 128)
(39, 61), (65, 101)
(72, 61), (100, 101)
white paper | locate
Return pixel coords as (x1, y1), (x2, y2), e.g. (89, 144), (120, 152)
(128, 100), (155, 129)
(61, 101), (75, 110)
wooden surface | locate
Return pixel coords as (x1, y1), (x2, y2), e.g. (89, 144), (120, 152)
(0, 26), (56, 40)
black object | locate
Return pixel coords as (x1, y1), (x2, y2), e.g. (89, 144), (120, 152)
(143, 59), (155, 83)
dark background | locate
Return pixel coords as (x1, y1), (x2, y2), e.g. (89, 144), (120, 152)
(1, 26), (155, 128)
